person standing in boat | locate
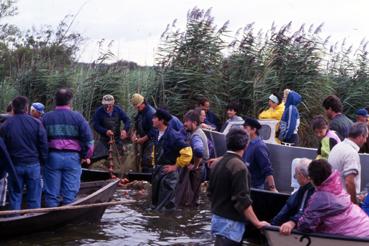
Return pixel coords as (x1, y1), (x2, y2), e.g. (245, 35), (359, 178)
(258, 93), (285, 122)
(151, 109), (192, 210)
(298, 159), (369, 238)
(311, 115), (341, 160)
(0, 96), (48, 210)
(176, 109), (209, 207)
(278, 89), (301, 145)
(328, 123), (368, 204)
(131, 93), (156, 173)
(322, 95), (353, 140)
(271, 158), (315, 236)
(355, 108), (369, 153)
(242, 117), (278, 192)
(92, 94), (131, 170)
(220, 102), (244, 133)
(42, 88), (94, 207)
(30, 102), (45, 119)
(208, 128), (269, 245)
(198, 97), (221, 131)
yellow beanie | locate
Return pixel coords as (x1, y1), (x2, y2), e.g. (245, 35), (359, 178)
(131, 93), (144, 106)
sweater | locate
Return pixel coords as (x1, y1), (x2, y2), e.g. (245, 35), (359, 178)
(208, 152), (252, 222)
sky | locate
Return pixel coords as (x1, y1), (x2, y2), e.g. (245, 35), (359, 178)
(7, 0), (369, 65)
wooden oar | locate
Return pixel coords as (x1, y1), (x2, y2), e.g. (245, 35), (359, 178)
(0, 200), (135, 216)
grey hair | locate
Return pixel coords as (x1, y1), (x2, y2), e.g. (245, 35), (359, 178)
(349, 122), (368, 138)
(295, 158), (311, 177)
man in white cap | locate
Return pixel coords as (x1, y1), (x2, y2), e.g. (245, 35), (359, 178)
(30, 102), (45, 119)
(92, 94), (131, 164)
(131, 93), (156, 173)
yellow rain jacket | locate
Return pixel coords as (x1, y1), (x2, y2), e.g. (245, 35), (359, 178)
(258, 103), (285, 121)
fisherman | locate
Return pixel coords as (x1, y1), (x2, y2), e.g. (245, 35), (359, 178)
(322, 95), (353, 140)
(271, 158), (315, 235)
(176, 109), (209, 207)
(198, 97), (221, 131)
(92, 94), (130, 170)
(42, 88), (94, 207)
(355, 108), (369, 153)
(258, 93), (285, 122)
(30, 102), (45, 119)
(278, 89), (301, 145)
(220, 102), (244, 133)
(0, 96), (48, 210)
(328, 123), (368, 204)
(242, 117), (277, 191)
(208, 128), (269, 245)
(0, 102), (13, 124)
(131, 93), (156, 173)
(151, 108), (192, 210)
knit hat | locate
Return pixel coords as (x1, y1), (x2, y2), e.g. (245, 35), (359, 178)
(102, 94), (115, 105)
(31, 102), (45, 114)
(356, 108), (369, 117)
(131, 93), (144, 107)
(244, 117), (262, 130)
(153, 108), (172, 122)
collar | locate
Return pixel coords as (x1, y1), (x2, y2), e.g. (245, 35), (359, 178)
(55, 106), (71, 110)
(344, 138), (360, 152)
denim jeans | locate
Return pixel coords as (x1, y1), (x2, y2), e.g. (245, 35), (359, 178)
(211, 214), (245, 243)
(44, 152), (81, 207)
(7, 163), (42, 210)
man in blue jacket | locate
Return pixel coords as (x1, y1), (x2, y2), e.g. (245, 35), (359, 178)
(0, 96), (48, 210)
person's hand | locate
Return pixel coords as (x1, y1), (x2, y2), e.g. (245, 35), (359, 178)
(270, 188), (278, 193)
(136, 137), (145, 145)
(120, 130), (128, 140)
(106, 130), (114, 137)
(81, 158), (91, 166)
(163, 165), (177, 173)
(279, 221), (296, 236)
(131, 133), (137, 143)
(255, 221), (270, 229)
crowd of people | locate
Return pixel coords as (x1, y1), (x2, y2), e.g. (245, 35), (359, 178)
(0, 87), (369, 245)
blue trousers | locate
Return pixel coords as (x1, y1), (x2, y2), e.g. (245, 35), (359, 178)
(8, 163), (41, 210)
(44, 152), (82, 207)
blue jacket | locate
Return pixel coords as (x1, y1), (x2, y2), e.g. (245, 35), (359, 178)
(279, 90), (301, 142)
(93, 105), (131, 136)
(169, 115), (184, 132)
(135, 103), (156, 139)
(0, 137), (21, 192)
(242, 136), (273, 187)
(271, 182), (315, 225)
(0, 113), (48, 165)
(206, 111), (221, 131)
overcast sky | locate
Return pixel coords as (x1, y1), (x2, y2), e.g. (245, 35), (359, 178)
(8, 0), (369, 65)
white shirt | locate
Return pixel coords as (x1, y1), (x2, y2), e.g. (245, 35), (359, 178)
(328, 138), (361, 193)
(158, 130), (165, 141)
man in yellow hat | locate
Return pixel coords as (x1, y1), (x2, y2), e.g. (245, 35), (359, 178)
(131, 93), (156, 173)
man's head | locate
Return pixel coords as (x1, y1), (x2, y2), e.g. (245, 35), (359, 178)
(311, 115), (329, 139)
(349, 122), (369, 147)
(322, 95), (343, 119)
(102, 94), (115, 113)
(55, 88), (73, 106)
(152, 108), (172, 129)
(6, 102), (12, 114)
(131, 93), (145, 112)
(198, 97), (210, 113)
(30, 102), (45, 118)
(308, 159), (332, 187)
(226, 102), (239, 119)
(355, 108), (368, 124)
(243, 117), (261, 138)
(183, 109), (200, 132)
(12, 96), (29, 114)
(226, 128), (249, 152)
(294, 158), (311, 186)
(268, 93), (281, 109)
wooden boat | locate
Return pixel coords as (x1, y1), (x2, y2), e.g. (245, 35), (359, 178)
(81, 168), (113, 182)
(264, 225), (369, 246)
(0, 179), (119, 238)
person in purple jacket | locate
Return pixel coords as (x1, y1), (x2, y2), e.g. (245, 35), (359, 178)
(42, 88), (94, 207)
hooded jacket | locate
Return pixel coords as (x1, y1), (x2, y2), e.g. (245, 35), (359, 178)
(279, 90), (301, 142)
(298, 171), (369, 238)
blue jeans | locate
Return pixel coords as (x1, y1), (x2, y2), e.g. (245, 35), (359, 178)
(44, 152), (82, 207)
(8, 163), (42, 210)
(211, 214), (245, 243)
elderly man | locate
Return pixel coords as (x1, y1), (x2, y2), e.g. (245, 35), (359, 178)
(272, 158), (315, 235)
(328, 123), (368, 204)
(42, 88), (94, 207)
(151, 109), (192, 210)
(92, 94), (130, 168)
(356, 108), (369, 153)
(243, 117), (277, 191)
(30, 102), (45, 119)
(208, 128), (269, 245)
(131, 93), (156, 173)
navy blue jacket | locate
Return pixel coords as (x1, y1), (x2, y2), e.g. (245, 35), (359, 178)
(93, 105), (131, 135)
(169, 115), (184, 132)
(242, 136), (273, 187)
(0, 137), (21, 192)
(135, 103), (156, 139)
(205, 111), (221, 131)
(0, 114), (48, 165)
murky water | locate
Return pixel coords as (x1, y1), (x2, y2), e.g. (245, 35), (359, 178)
(2, 188), (259, 246)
